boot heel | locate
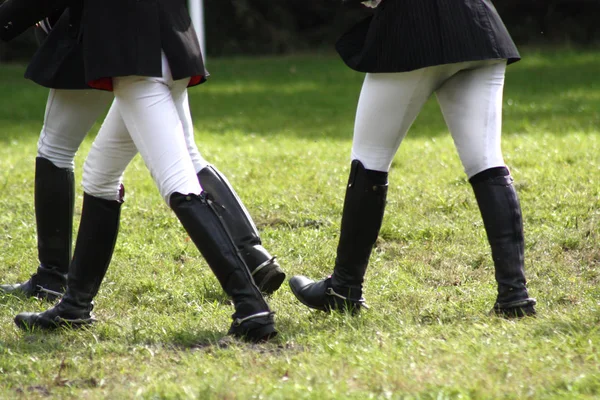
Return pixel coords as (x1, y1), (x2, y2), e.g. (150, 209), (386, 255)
(493, 298), (537, 318)
(228, 312), (278, 343)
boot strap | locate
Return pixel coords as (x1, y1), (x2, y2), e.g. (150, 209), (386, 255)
(232, 311), (273, 327)
(251, 257), (277, 276)
(36, 285), (64, 299)
(326, 287), (369, 309)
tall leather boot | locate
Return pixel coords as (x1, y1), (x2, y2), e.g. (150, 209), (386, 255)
(170, 192), (277, 342)
(1, 158), (74, 300)
(470, 167), (536, 318)
(289, 160), (388, 313)
(15, 191), (123, 330)
(197, 166), (285, 294)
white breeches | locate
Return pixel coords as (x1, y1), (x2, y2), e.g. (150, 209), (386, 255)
(351, 59), (508, 178)
(82, 53), (209, 202)
(37, 89), (113, 170)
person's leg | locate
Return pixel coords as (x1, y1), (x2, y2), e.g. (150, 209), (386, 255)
(436, 60), (536, 317)
(173, 89), (285, 294)
(435, 60), (507, 178)
(14, 102), (135, 329)
(112, 68), (275, 341)
(82, 102), (139, 201)
(16, 57), (276, 342)
(1, 89), (112, 300)
(173, 88), (210, 173)
(290, 69), (438, 312)
(37, 90), (114, 170)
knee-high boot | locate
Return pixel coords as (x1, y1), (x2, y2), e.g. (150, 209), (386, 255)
(14, 191), (123, 330)
(470, 167), (536, 318)
(170, 192), (277, 342)
(197, 165), (285, 294)
(289, 160), (388, 313)
(1, 157), (74, 300)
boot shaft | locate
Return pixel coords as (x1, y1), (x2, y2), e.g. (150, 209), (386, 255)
(35, 157), (75, 274)
(197, 165), (259, 247)
(169, 192), (270, 318)
(469, 168), (529, 304)
(470, 170), (523, 249)
(68, 191), (123, 303)
(197, 166), (284, 292)
(332, 160), (388, 291)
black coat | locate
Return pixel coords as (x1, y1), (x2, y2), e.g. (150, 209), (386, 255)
(24, 7), (88, 89)
(82, 0), (206, 87)
(0, 0), (69, 42)
(336, 0), (520, 73)
(4, 0), (206, 89)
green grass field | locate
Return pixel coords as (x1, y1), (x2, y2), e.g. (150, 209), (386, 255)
(0, 49), (598, 399)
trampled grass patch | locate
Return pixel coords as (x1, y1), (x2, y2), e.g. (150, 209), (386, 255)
(0, 49), (598, 399)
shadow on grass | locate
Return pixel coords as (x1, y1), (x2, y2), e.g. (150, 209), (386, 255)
(0, 50), (597, 146)
(3, 317), (307, 359)
(3, 318), (277, 355)
(1, 291), (306, 355)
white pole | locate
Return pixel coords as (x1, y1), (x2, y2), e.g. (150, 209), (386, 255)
(188, 0), (206, 60)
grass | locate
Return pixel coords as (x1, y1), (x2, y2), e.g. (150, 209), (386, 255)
(0, 48), (599, 399)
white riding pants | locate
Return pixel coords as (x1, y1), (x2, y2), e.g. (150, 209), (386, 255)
(82, 53), (208, 202)
(351, 59), (508, 178)
(37, 89), (112, 170)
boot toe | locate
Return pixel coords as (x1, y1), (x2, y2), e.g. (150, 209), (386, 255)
(1, 281), (35, 297)
(1, 277), (64, 301)
(0, 283), (22, 293)
(14, 312), (36, 330)
(14, 312), (57, 330)
(289, 276), (329, 311)
(289, 275), (312, 292)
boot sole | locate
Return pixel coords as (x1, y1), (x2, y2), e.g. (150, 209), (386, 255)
(15, 315), (95, 331)
(256, 268), (286, 295)
(493, 305), (536, 319)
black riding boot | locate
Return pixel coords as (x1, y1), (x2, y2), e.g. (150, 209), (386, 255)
(170, 192), (277, 342)
(289, 160), (388, 313)
(15, 191), (123, 330)
(470, 167), (536, 318)
(197, 165), (285, 294)
(1, 158), (74, 300)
